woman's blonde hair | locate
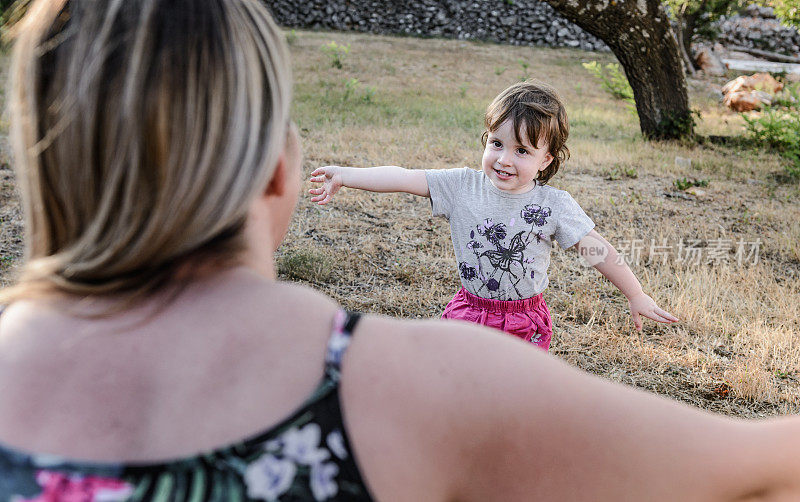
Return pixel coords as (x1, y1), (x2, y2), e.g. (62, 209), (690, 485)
(2, 0), (292, 305)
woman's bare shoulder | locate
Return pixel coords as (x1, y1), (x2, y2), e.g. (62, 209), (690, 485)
(0, 270), (344, 460)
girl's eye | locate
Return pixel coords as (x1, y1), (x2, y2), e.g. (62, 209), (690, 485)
(517, 148), (528, 155)
(492, 140), (502, 148)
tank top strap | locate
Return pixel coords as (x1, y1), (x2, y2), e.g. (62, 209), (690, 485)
(324, 309), (361, 379)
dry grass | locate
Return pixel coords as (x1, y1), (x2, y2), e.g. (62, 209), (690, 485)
(0, 48), (21, 288)
(2, 30), (799, 417)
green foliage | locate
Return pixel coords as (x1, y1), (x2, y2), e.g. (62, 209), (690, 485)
(361, 85), (376, 104)
(757, 0), (800, 28)
(604, 165), (639, 180)
(343, 78), (359, 101)
(581, 61), (635, 106)
(341, 78), (375, 103)
(742, 82), (800, 179)
(286, 29), (297, 45)
(667, 0), (799, 39)
(494, 66), (506, 76)
(653, 109), (699, 141)
(321, 41), (350, 69)
(518, 59), (530, 81)
(673, 177), (709, 190)
(665, 0), (738, 34)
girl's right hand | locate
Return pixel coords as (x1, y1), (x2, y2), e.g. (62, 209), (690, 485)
(309, 166), (344, 205)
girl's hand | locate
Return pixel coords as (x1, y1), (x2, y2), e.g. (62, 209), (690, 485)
(309, 166), (344, 205)
(627, 292), (679, 331)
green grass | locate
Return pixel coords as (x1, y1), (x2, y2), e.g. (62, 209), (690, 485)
(294, 80), (484, 133)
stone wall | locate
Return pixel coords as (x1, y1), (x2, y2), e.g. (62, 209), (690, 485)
(265, 0), (609, 52)
(717, 5), (800, 56)
(265, 1), (800, 57)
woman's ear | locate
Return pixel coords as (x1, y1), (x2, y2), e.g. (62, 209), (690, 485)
(265, 154), (287, 197)
(265, 123), (301, 197)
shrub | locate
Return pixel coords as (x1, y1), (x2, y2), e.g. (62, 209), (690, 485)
(742, 82), (800, 179)
(673, 177), (709, 190)
(343, 78), (360, 102)
(655, 109), (700, 142)
(321, 41), (350, 69)
(582, 61), (634, 105)
(339, 78), (376, 103)
(604, 165), (639, 180)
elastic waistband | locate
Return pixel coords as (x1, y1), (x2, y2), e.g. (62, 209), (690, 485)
(457, 287), (545, 313)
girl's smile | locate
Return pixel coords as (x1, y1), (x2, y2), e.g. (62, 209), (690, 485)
(482, 119), (553, 194)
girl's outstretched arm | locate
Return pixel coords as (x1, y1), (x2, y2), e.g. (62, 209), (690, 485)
(575, 229), (678, 331)
(309, 165), (429, 205)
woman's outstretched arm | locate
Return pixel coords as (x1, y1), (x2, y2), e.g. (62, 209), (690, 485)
(341, 315), (800, 501)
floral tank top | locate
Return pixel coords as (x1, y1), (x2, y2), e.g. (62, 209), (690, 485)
(0, 310), (374, 501)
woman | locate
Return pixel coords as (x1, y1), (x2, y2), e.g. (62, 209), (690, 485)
(1, 0), (799, 500)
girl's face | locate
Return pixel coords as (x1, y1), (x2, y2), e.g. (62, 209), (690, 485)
(481, 119), (553, 194)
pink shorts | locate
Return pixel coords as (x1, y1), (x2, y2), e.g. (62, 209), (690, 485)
(441, 288), (553, 351)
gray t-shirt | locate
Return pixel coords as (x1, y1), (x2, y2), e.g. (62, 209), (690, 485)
(426, 167), (594, 301)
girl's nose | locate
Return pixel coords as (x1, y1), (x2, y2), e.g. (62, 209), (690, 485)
(498, 152), (512, 166)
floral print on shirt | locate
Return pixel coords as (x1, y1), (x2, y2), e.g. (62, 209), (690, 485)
(243, 422), (350, 501)
(459, 204), (551, 300)
(15, 471), (134, 501)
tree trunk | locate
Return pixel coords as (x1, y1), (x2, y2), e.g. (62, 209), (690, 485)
(541, 0), (694, 140)
(682, 13), (697, 63)
(681, 3), (706, 72)
(673, 17), (697, 76)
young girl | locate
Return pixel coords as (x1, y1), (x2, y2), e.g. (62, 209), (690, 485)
(309, 80), (678, 350)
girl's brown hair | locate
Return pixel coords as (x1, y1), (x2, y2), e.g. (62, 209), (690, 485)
(482, 80), (570, 185)
(2, 0), (292, 306)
